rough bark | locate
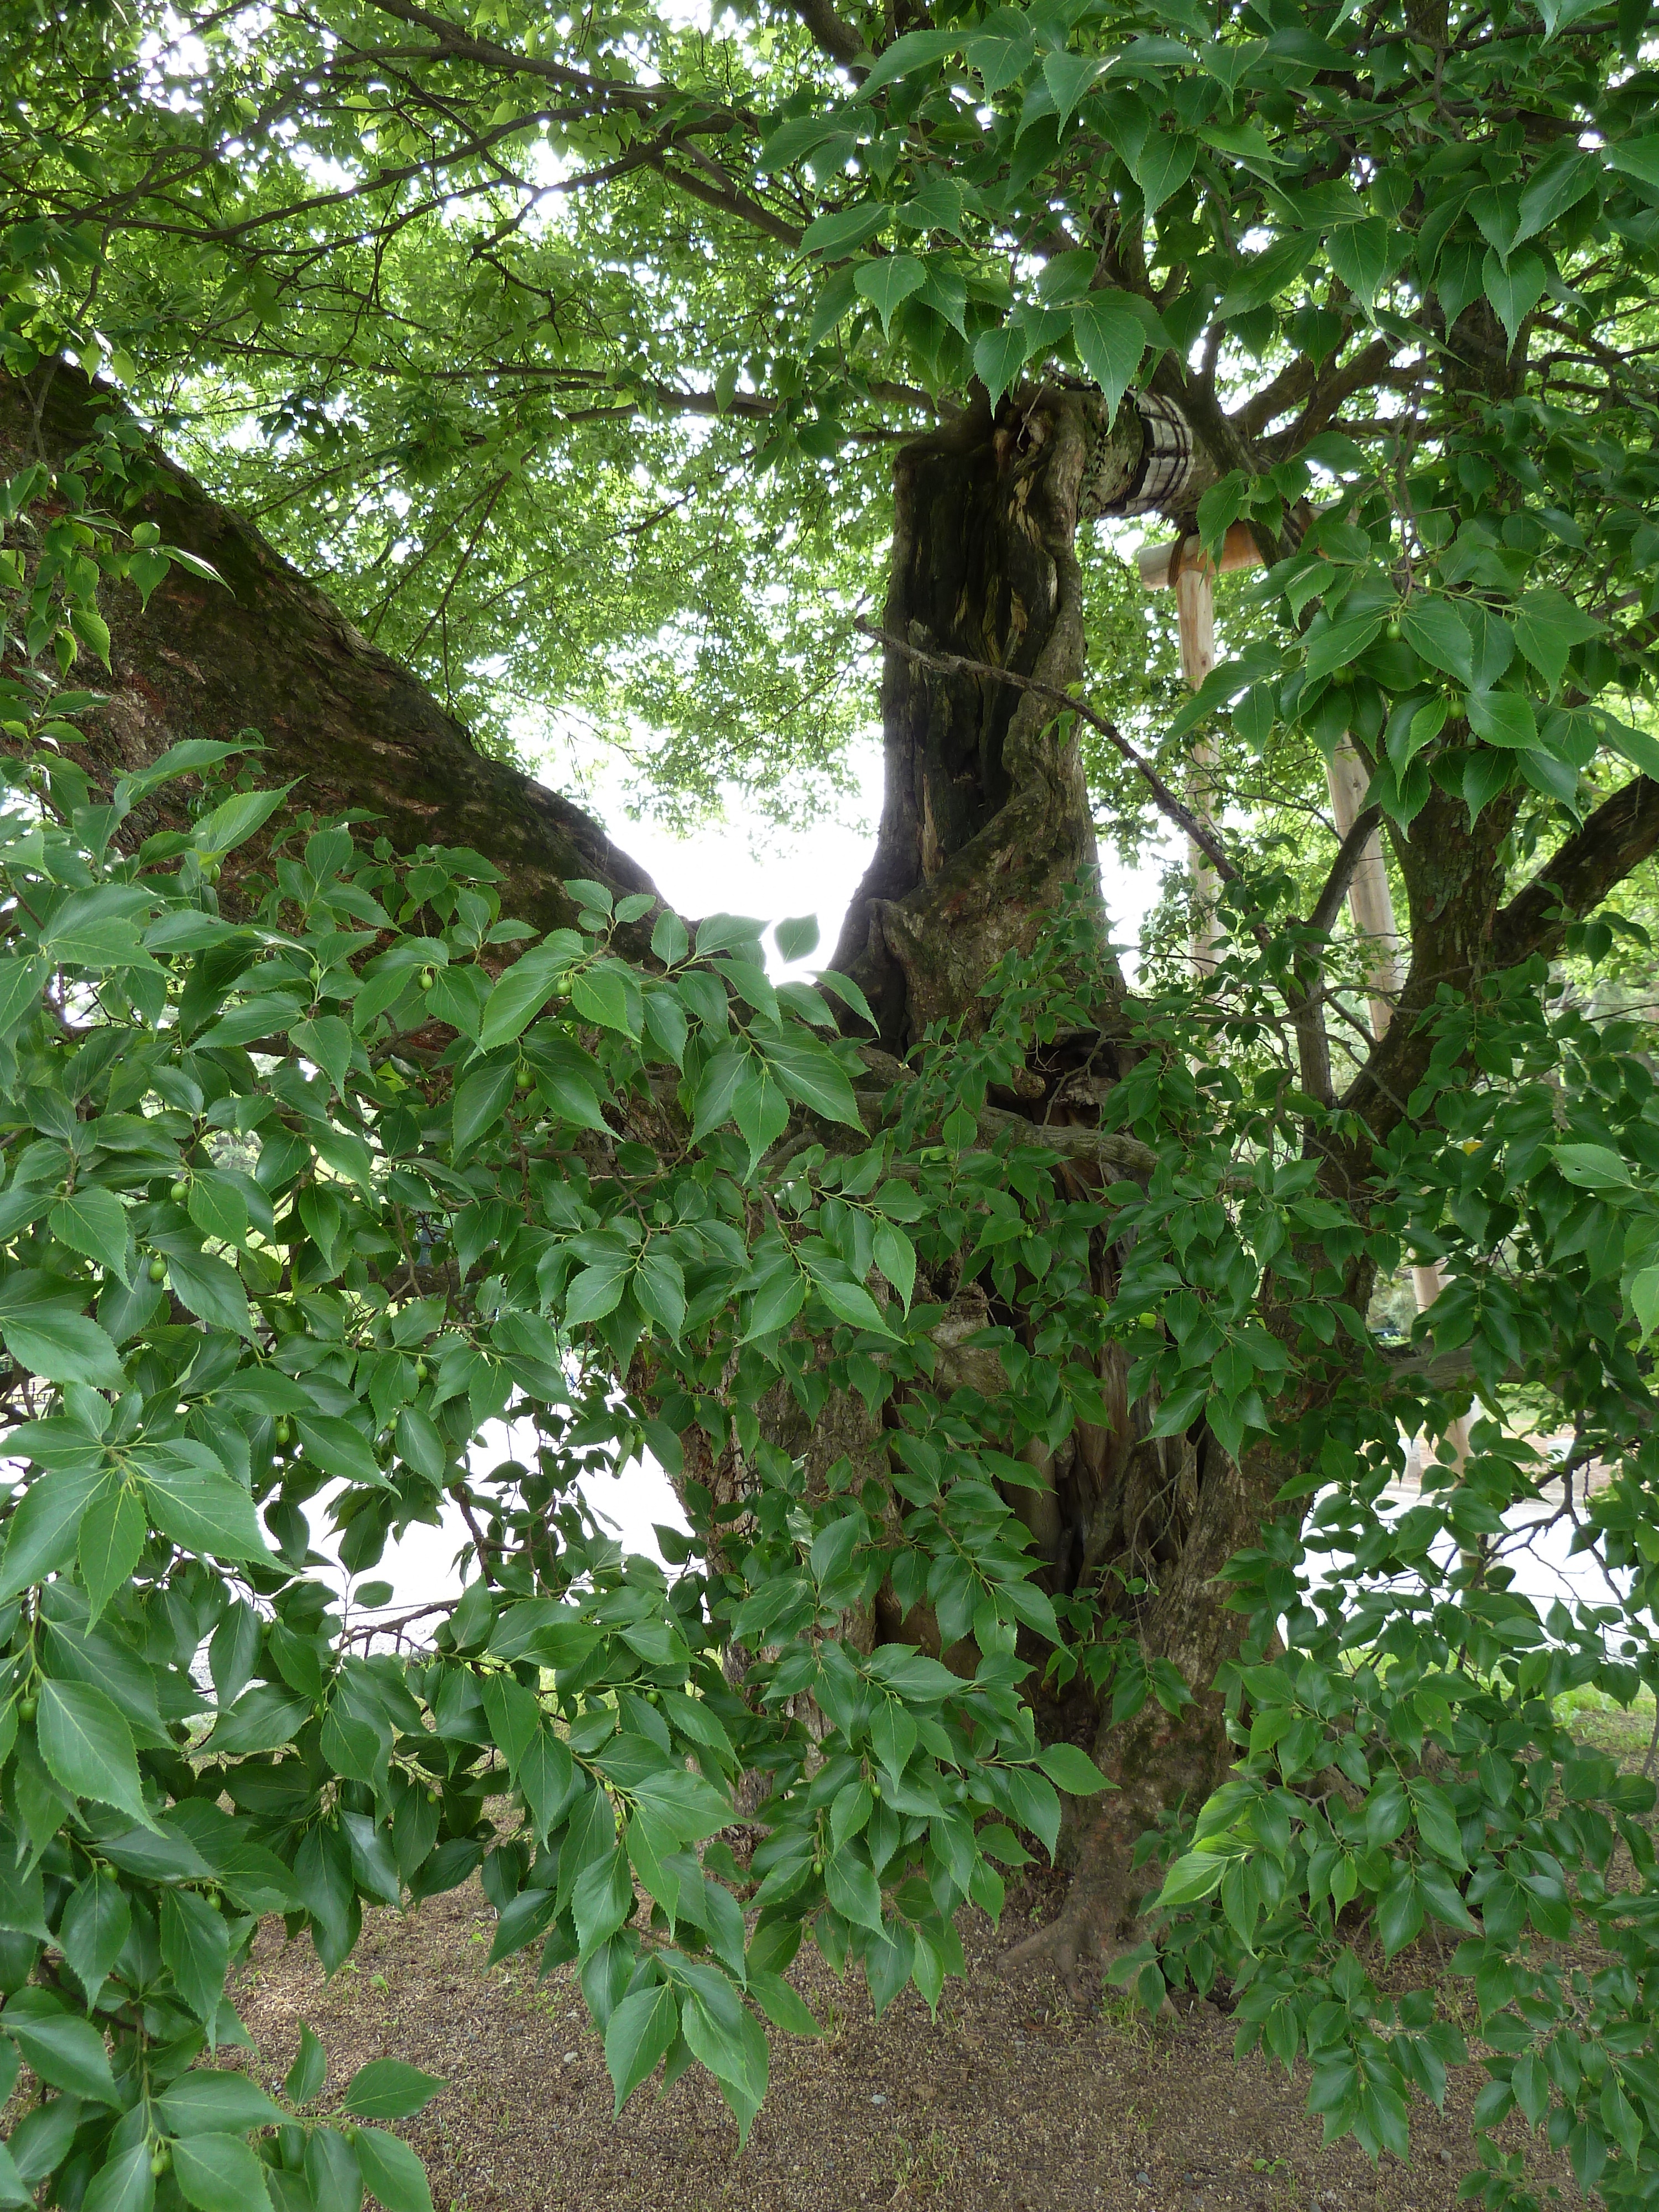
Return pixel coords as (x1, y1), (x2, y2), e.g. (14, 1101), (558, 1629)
(830, 390), (1107, 1050)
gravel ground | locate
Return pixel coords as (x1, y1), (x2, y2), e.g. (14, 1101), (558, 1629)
(228, 1874), (1543, 2212)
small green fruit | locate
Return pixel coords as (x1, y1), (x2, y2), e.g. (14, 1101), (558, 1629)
(426, 1787), (441, 1804)
(274, 1418), (293, 1447)
(150, 2151), (169, 2178)
(148, 1255), (168, 1284)
(17, 1695), (36, 1723)
(414, 1358), (430, 1382)
(419, 966), (436, 990)
(1386, 617), (1402, 641)
(515, 1068), (534, 1093)
(169, 1179), (189, 1204)
(870, 1782), (882, 1800)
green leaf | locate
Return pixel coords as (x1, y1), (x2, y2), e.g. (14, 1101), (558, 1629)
(853, 254), (927, 335)
(155, 2072), (286, 2136)
(972, 321), (1038, 410)
(1154, 1848), (1232, 1911)
(1216, 231), (1318, 318)
(293, 1415), (387, 1491)
(1554, 1142), (1632, 1191)
(0, 955), (46, 1037)
(161, 1248), (253, 1337)
(35, 1679), (154, 1829)
(571, 962), (638, 1035)
(1513, 590), (1601, 691)
(40, 883), (153, 967)
(760, 1032), (863, 1128)
(813, 1274), (894, 1334)
(343, 2059), (447, 2120)
(159, 1887), (230, 2025)
(747, 1968), (820, 2037)
(824, 1849), (884, 1932)
(1133, 133), (1197, 215)
(741, 1265), (806, 1342)
(1, 1995), (121, 2104)
(852, 26), (964, 99)
(0, 1304), (126, 1389)
(1327, 217), (1391, 307)
(1605, 135), (1659, 192)
(452, 1060), (516, 1154)
(0, 1464), (108, 1602)
(171, 2135), (273, 2212)
(1515, 150), (1600, 243)
(1481, 247), (1547, 353)
(478, 936), (583, 1049)
(565, 1259), (628, 1324)
(82, 2146), (155, 2212)
(48, 1188), (131, 1284)
(604, 1983), (679, 2110)
(634, 1250), (686, 1340)
(1070, 294), (1148, 420)
(351, 2128), (431, 2212)
(138, 1442), (275, 1560)
(285, 2022), (327, 2104)
(57, 1870), (131, 2006)
(1465, 691), (1537, 750)
(191, 783), (294, 858)
(872, 1220), (915, 1310)
(77, 1482), (145, 1628)
(1035, 1743), (1115, 1796)
(1400, 599), (1473, 685)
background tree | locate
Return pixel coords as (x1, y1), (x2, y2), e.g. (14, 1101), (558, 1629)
(5, 0), (1659, 2201)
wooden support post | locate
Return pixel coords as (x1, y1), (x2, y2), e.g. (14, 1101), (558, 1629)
(1138, 527), (1468, 1483)
(1175, 559), (1221, 975)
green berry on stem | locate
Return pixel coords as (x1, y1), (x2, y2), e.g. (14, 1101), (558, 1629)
(148, 1255), (168, 1284)
(17, 1694), (36, 1723)
(169, 1179), (189, 1204)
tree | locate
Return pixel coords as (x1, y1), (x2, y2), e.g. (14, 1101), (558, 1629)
(5, 0), (1659, 2202)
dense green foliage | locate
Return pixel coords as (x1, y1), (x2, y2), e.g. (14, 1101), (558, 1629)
(7, 0), (1659, 2201)
(3, 432), (1659, 2211)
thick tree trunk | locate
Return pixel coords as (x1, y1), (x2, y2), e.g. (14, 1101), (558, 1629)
(831, 390), (1105, 1048)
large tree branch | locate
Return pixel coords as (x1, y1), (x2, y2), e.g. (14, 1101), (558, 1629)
(1, 364), (658, 936)
(1306, 803), (1385, 937)
(1490, 774), (1659, 970)
(782, 0), (868, 70)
